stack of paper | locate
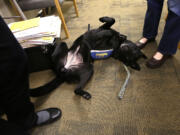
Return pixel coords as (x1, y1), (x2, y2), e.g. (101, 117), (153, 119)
(8, 16), (61, 47)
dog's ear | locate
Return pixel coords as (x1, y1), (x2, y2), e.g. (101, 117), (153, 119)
(130, 62), (141, 71)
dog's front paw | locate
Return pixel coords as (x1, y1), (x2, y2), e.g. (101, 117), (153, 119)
(74, 89), (91, 100)
(82, 92), (91, 100)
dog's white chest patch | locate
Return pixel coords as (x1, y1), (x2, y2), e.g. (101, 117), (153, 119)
(64, 46), (83, 69)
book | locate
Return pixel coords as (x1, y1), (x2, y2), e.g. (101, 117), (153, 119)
(22, 36), (54, 45)
(8, 16), (61, 47)
(9, 17), (40, 32)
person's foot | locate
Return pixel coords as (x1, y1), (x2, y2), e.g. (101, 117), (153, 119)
(35, 108), (62, 126)
(136, 37), (155, 49)
(139, 37), (148, 44)
(146, 52), (171, 69)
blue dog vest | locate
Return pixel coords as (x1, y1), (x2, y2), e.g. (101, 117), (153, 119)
(90, 49), (113, 59)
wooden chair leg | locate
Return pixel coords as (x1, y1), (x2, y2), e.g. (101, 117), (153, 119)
(73, 0), (79, 17)
(9, 0), (20, 16)
(54, 0), (70, 38)
(42, 8), (47, 16)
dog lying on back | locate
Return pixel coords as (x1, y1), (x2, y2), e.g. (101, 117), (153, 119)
(30, 17), (146, 100)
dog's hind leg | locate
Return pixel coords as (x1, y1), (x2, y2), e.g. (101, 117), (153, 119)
(51, 42), (68, 73)
(74, 64), (94, 100)
(99, 17), (115, 29)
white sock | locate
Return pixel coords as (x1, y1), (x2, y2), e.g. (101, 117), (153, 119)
(36, 111), (50, 125)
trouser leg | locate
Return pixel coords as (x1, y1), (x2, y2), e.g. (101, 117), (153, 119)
(143, 0), (164, 38)
(0, 16), (37, 130)
(157, 10), (180, 55)
(0, 119), (30, 135)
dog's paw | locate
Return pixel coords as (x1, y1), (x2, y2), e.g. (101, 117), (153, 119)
(74, 89), (91, 100)
(82, 92), (91, 100)
(99, 16), (115, 24)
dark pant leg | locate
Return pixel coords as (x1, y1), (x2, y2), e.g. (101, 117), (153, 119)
(0, 16), (37, 130)
(0, 119), (30, 135)
(158, 10), (180, 55)
(143, 0), (164, 38)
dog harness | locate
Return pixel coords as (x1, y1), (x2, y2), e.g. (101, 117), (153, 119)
(90, 49), (113, 59)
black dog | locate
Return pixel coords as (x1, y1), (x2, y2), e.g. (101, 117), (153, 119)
(113, 40), (147, 70)
(30, 17), (146, 99)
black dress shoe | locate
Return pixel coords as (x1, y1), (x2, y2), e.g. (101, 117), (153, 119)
(35, 108), (62, 126)
(146, 55), (171, 69)
(136, 37), (155, 49)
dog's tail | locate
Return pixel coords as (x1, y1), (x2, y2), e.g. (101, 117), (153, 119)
(99, 16), (115, 29)
(29, 76), (64, 97)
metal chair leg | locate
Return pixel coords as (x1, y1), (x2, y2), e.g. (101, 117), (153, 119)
(9, 0), (27, 20)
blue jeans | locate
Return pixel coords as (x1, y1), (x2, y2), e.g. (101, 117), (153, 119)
(143, 0), (180, 55)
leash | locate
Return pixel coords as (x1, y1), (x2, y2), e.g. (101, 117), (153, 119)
(118, 64), (131, 99)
